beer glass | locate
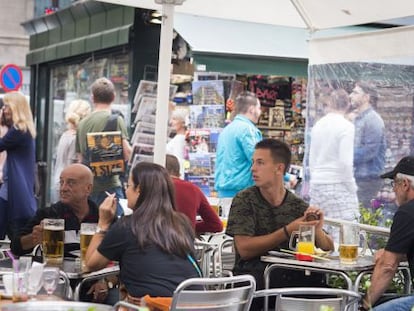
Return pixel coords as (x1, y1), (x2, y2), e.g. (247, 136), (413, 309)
(289, 224), (315, 255)
(80, 223), (97, 271)
(42, 218), (65, 266)
(339, 223), (367, 264)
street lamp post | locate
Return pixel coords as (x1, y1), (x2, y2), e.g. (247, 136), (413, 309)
(153, 0), (185, 166)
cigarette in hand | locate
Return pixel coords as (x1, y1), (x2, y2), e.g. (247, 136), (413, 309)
(105, 191), (113, 196)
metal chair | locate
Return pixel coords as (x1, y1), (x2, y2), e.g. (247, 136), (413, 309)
(194, 239), (219, 277)
(254, 287), (361, 311)
(170, 274), (256, 311)
(215, 237), (235, 277)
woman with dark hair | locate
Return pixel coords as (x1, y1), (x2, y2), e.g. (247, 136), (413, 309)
(85, 162), (200, 301)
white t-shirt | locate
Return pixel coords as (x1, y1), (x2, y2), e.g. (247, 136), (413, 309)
(309, 113), (356, 184)
(166, 133), (186, 178)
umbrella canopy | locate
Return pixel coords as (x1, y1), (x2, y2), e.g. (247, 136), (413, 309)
(97, 0), (414, 166)
(98, 0), (414, 30)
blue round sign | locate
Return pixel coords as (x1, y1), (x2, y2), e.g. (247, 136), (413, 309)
(0, 64), (23, 92)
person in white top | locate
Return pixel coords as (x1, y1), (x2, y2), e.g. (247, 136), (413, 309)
(51, 99), (91, 202)
(309, 89), (359, 239)
(166, 109), (188, 178)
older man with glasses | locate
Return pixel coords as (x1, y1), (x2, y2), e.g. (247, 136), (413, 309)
(361, 156), (414, 311)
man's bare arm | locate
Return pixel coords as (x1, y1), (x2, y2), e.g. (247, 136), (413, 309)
(19, 224), (42, 251)
(364, 249), (403, 308)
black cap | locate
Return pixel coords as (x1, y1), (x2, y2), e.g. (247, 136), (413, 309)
(380, 156), (414, 179)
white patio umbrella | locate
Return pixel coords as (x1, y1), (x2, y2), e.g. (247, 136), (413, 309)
(97, 0), (414, 166)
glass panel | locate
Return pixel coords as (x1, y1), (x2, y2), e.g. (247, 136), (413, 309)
(47, 53), (130, 204)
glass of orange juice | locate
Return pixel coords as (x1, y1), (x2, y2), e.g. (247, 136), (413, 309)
(289, 224), (315, 255)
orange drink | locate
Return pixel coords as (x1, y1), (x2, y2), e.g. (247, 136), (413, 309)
(297, 241), (315, 254)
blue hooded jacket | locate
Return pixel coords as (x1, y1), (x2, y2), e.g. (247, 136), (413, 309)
(215, 115), (262, 197)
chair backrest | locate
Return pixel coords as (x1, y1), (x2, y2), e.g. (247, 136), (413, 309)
(170, 275), (256, 311)
(218, 238), (236, 276)
(254, 287), (361, 311)
(194, 239), (219, 277)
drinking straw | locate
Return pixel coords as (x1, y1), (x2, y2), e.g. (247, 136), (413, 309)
(5, 249), (18, 272)
(5, 249), (15, 261)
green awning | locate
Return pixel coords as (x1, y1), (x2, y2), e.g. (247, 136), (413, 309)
(193, 53), (308, 76)
(23, 1), (134, 65)
(26, 24), (132, 65)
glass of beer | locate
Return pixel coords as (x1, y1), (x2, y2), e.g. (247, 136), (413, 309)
(80, 223), (97, 271)
(339, 223), (367, 264)
(42, 218), (65, 266)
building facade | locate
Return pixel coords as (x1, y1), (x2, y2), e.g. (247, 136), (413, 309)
(0, 1), (34, 94)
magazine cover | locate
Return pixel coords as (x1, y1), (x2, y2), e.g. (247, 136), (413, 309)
(189, 104), (225, 129)
(86, 131), (124, 177)
(129, 143), (154, 165)
(187, 153), (212, 176)
(268, 106), (286, 128)
(192, 80), (225, 105)
(132, 80), (177, 112)
(258, 106), (270, 127)
(134, 132), (155, 146)
(130, 153), (153, 168)
(186, 176), (214, 197)
(188, 129), (211, 153)
(134, 96), (157, 123)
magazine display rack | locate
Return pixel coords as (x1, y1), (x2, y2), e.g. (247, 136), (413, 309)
(129, 80), (177, 167)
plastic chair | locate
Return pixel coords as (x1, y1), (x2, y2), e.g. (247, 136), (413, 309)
(170, 274), (256, 311)
(254, 287), (361, 311)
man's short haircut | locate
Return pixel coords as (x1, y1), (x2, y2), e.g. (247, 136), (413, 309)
(165, 154), (180, 177)
(255, 138), (291, 174)
(330, 88), (350, 112)
(234, 91), (259, 115)
(357, 81), (378, 106)
(91, 77), (115, 104)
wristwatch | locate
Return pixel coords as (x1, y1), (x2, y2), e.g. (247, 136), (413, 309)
(95, 226), (108, 235)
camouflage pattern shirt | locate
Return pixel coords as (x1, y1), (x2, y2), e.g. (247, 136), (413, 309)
(225, 186), (308, 277)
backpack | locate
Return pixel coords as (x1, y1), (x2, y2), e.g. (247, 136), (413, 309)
(86, 113), (125, 178)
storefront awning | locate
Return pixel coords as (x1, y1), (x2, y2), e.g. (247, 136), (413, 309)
(173, 13), (384, 77)
(23, 1), (135, 65)
(173, 13), (310, 76)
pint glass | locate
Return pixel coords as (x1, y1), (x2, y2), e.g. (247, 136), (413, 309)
(80, 223), (97, 270)
(339, 223), (367, 264)
(42, 218), (65, 266)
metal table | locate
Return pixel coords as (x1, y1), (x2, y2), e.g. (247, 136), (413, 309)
(61, 259), (120, 301)
(262, 254), (375, 291)
(261, 254), (375, 311)
(0, 258), (119, 301)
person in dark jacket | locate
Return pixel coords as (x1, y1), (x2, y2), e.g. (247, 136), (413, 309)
(0, 92), (37, 241)
(11, 163), (112, 303)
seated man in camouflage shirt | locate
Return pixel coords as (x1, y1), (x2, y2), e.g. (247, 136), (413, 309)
(225, 139), (334, 311)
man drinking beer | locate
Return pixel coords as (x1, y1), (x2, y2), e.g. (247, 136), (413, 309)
(11, 163), (114, 303)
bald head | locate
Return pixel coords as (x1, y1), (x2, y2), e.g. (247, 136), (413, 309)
(61, 164), (94, 184)
(59, 164), (93, 205)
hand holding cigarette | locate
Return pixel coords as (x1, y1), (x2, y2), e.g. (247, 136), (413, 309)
(98, 191), (117, 228)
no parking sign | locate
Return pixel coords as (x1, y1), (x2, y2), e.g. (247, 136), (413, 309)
(0, 64), (23, 92)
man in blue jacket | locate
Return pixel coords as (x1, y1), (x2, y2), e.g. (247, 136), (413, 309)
(215, 91), (262, 217)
